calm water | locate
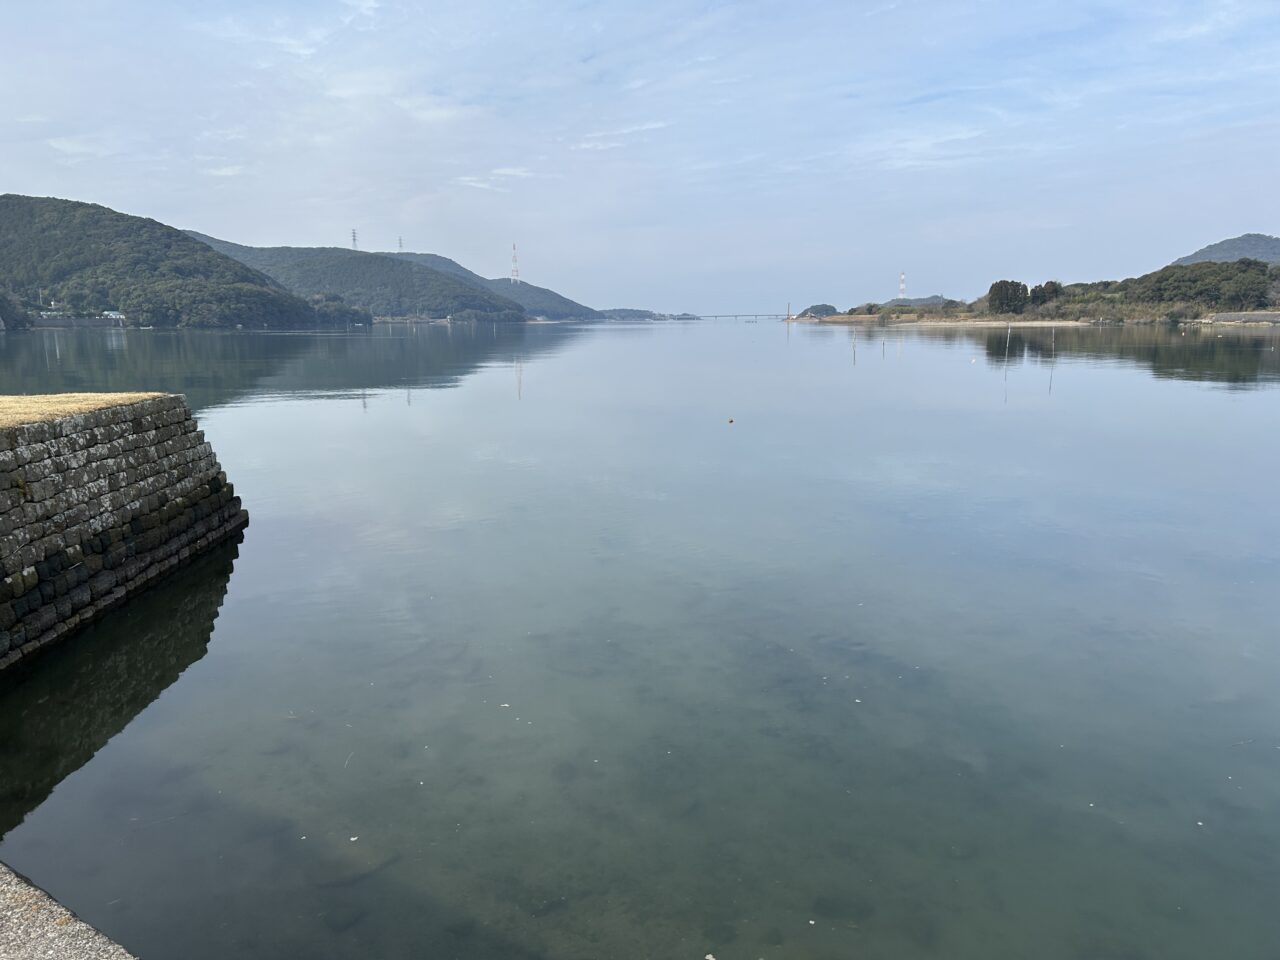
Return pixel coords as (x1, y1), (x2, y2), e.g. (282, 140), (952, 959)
(2, 322), (1279, 960)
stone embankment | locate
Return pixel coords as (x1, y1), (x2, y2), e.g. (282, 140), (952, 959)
(0, 862), (137, 960)
(0, 393), (248, 671)
(1203, 311), (1280, 324)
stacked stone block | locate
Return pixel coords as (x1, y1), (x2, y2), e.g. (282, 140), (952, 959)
(0, 395), (248, 670)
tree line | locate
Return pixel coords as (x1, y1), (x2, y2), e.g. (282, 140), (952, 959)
(802, 258), (1278, 323)
(983, 259), (1278, 319)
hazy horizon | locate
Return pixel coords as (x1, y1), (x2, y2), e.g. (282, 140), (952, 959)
(3, 0), (1279, 313)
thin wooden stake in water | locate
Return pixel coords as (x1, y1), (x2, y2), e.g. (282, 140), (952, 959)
(1004, 322), (1012, 404)
(1049, 325), (1056, 397)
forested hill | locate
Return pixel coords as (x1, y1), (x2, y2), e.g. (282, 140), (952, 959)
(385, 252), (600, 320)
(380, 251), (479, 281)
(1173, 234), (1280, 266)
(0, 195), (317, 328)
(189, 233), (525, 321)
(971, 258), (1280, 321)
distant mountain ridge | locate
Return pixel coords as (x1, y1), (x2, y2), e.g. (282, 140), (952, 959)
(384, 252), (599, 320)
(1173, 233), (1280, 266)
(187, 232), (525, 322)
(0, 195), (319, 328)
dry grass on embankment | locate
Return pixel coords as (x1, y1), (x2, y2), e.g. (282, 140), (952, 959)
(0, 393), (166, 429)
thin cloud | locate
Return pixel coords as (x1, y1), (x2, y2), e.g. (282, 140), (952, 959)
(453, 167), (534, 191)
(582, 120), (670, 139)
(571, 140), (623, 151)
(194, 16), (333, 58)
(198, 127), (249, 143)
(454, 176), (509, 192)
(46, 135), (115, 158)
(392, 96), (468, 124)
(194, 1), (378, 60)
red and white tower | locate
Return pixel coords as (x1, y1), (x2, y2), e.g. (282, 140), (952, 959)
(511, 243), (520, 284)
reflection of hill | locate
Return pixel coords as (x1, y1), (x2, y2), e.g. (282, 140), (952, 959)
(985, 326), (1280, 387)
(0, 329), (312, 410)
(256, 322), (582, 395)
(855, 325), (1280, 387)
(0, 537), (241, 839)
(0, 323), (583, 411)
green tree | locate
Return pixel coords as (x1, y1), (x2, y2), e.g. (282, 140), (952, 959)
(1220, 272), (1269, 310)
(798, 303), (838, 318)
(988, 280), (1029, 315)
(1029, 280), (1063, 306)
(0, 290), (31, 328)
(310, 293), (373, 326)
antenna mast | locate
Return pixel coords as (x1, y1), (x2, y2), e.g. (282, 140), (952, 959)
(511, 243), (520, 284)
(398, 236), (404, 252)
(351, 229), (358, 251)
(899, 271), (906, 301)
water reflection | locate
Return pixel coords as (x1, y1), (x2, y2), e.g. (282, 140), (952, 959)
(1, 320), (1278, 958)
(0, 322), (583, 411)
(254, 322), (580, 397)
(844, 324), (1280, 387)
(0, 537), (242, 838)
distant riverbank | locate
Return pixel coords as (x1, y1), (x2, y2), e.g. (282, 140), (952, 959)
(796, 311), (1280, 328)
(798, 315), (1087, 328)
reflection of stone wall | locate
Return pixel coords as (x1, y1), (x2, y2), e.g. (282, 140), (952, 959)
(0, 538), (239, 838)
(0, 395), (247, 670)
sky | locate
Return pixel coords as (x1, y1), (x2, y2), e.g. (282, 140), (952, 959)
(3, 0), (1279, 314)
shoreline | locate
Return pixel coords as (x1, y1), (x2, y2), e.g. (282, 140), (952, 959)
(794, 315), (1280, 329)
(8, 314), (1280, 332)
(803, 317), (1089, 328)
